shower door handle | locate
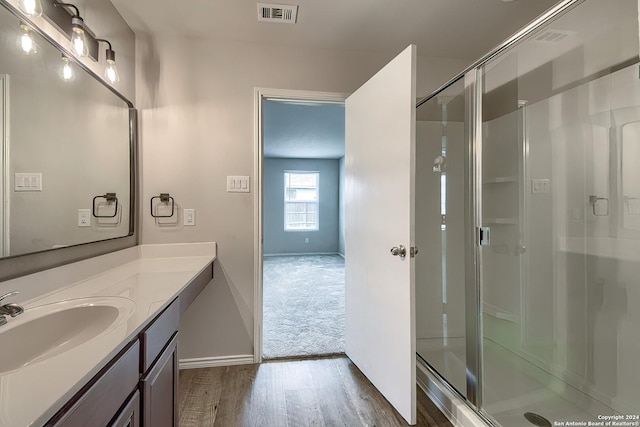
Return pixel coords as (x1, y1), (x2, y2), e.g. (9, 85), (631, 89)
(390, 245), (407, 259)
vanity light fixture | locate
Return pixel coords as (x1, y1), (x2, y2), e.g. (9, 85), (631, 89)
(59, 55), (74, 81)
(17, 0), (43, 17)
(52, 1), (88, 57)
(95, 39), (120, 84)
(18, 23), (38, 55)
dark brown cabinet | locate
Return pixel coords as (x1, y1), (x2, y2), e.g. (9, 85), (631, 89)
(109, 390), (141, 427)
(141, 333), (178, 427)
(45, 261), (213, 427)
(49, 341), (140, 427)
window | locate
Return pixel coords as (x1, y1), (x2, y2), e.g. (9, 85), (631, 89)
(284, 171), (319, 231)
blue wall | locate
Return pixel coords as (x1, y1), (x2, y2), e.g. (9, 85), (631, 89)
(264, 158), (340, 255)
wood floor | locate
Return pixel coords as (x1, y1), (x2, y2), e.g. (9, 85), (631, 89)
(179, 356), (452, 427)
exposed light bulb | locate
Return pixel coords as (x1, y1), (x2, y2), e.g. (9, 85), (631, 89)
(17, 24), (37, 55)
(70, 16), (88, 57)
(104, 48), (120, 84)
(60, 56), (74, 81)
(105, 61), (120, 84)
(17, 0), (42, 17)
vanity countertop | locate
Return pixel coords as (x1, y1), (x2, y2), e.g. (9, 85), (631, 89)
(0, 242), (216, 427)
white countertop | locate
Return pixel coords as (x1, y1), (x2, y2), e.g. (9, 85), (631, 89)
(0, 242), (216, 427)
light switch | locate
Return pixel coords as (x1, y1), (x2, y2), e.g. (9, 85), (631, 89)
(227, 176), (250, 193)
(15, 173), (42, 192)
(532, 178), (550, 194)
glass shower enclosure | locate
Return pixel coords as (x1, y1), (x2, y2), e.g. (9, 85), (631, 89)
(416, 0), (640, 425)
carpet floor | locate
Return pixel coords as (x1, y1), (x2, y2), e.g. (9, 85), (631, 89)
(262, 254), (345, 359)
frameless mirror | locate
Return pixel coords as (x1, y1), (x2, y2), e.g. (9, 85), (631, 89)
(0, 3), (133, 259)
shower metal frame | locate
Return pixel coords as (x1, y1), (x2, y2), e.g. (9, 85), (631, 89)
(415, 0), (586, 417)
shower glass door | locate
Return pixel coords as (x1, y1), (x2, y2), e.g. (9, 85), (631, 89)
(415, 77), (469, 398)
(479, 0), (640, 424)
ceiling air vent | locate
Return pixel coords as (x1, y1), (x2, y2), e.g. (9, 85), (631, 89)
(257, 3), (298, 23)
(533, 29), (575, 44)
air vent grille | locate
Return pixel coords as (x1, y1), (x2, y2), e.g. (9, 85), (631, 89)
(258, 3), (298, 23)
(533, 29), (575, 44)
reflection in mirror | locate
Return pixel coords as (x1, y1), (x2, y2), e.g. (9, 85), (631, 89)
(0, 3), (132, 259)
(622, 121), (640, 231)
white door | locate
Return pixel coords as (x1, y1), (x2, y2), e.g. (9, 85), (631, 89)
(344, 45), (417, 424)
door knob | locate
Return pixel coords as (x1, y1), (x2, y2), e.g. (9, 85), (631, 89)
(390, 245), (407, 259)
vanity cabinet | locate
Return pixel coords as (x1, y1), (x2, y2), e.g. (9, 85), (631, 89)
(48, 341), (140, 427)
(43, 261), (214, 427)
(109, 390), (141, 427)
(140, 299), (180, 427)
(141, 334), (179, 427)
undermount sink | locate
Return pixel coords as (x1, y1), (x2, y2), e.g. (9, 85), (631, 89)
(0, 297), (135, 374)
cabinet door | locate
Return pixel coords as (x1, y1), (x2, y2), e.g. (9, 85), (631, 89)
(110, 390), (140, 427)
(141, 333), (178, 427)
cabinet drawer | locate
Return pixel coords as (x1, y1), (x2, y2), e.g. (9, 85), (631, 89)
(50, 340), (140, 427)
(141, 298), (179, 372)
(109, 390), (140, 427)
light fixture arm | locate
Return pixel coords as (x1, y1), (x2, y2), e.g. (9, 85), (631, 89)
(52, 0), (80, 17)
(95, 38), (112, 51)
(95, 38), (116, 63)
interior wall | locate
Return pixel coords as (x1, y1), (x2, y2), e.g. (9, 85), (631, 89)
(263, 158), (339, 255)
(135, 32), (470, 360)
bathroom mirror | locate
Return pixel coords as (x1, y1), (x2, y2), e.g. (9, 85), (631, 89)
(621, 120), (640, 231)
(0, 3), (133, 260)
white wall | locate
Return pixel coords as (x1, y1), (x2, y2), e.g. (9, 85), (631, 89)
(135, 33), (469, 360)
(263, 158), (339, 255)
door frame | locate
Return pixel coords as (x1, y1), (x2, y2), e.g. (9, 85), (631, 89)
(253, 88), (348, 363)
(0, 74), (9, 257)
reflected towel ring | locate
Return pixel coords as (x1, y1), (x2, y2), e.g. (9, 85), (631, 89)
(92, 193), (118, 218)
(150, 193), (175, 218)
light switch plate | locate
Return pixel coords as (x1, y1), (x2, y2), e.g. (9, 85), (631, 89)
(227, 176), (250, 193)
(15, 173), (42, 192)
(532, 178), (550, 194)
(184, 209), (196, 226)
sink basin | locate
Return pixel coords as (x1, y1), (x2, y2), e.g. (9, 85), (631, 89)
(0, 297), (135, 374)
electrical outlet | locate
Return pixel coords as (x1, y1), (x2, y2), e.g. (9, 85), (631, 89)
(304, 237), (310, 244)
(78, 209), (91, 227)
(184, 209), (196, 226)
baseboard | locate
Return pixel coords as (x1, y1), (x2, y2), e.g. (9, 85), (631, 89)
(337, 252), (345, 259)
(263, 252), (341, 257)
(179, 355), (255, 370)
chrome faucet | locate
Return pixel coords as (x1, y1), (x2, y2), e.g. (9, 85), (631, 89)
(0, 291), (24, 325)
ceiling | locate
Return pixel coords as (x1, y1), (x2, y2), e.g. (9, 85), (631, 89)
(263, 100), (345, 159)
(111, 0), (560, 59)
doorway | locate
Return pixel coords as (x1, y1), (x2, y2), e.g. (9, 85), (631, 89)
(254, 89), (347, 361)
